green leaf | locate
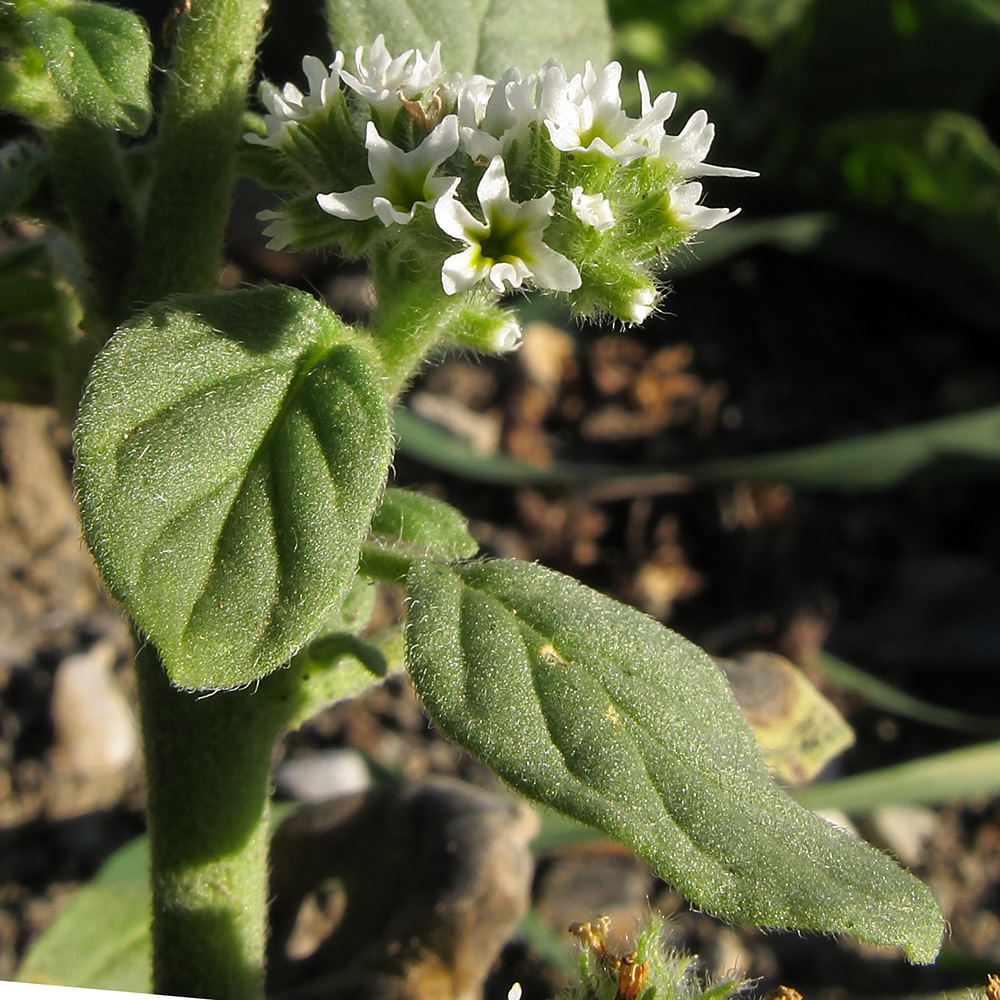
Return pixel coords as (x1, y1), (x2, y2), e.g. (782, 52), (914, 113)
(16, 879), (151, 991)
(75, 287), (393, 691)
(22, 1), (152, 133)
(396, 404), (1000, 492)
(0, 140), (48, 218)
(794, 740), (1000, 813)
(325, 0), (612, 78)
(405, 558), (944, 963)
(0, 239), (83, 404)
(371, 488), (478, 561)
(394, 405), (627, 486)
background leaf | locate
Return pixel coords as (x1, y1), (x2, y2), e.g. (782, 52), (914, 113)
(680, 406), (1000, 488)
(16, 879), (151, 991)
(75, 288), (393, 691)
(405, 558), (944, 963)
(812, 111), (1000, 286)
(324, 0), (612, 78)
(815, 652), (1000, 735)
(22, 1), (152, 134)
(715, 651), (855, 785)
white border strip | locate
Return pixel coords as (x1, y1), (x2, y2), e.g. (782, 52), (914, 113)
(1, 984), (203, 1000)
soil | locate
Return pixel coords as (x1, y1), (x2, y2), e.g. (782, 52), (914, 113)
(2, 198), (1000, 999)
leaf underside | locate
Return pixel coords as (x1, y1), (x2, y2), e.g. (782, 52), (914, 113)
(405, 558), (944, 963)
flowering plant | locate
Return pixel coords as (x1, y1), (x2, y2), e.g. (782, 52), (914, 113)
(248, 37), (753, 340)
(0, 4), (943, 998)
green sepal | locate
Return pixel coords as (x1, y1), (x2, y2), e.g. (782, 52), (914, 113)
(404, 558), (944, 963)
(18, 1), (152, 134)
(75, 287), (393, 690)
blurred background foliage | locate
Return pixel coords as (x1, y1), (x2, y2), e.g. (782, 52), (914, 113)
(610, 0), (1000, 303)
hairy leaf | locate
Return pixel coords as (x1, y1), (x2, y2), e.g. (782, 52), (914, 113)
(405, 558), (944, 962)
(371, 488), (478, 561)
(325, 0), (612, 78)
(22, 1), (152, 133)
(76, 288), (393, 690)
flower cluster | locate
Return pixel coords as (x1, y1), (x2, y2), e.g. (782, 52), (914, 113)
(246, 36), (754, 341)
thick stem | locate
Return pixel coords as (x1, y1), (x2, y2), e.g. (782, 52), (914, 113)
(121, 0), (267, 308)
(136, 645), (279, 1000)
(135, 636), (386, 999)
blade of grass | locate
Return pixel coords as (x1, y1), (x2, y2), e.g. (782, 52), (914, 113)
(393, 406), (625, 485)
(395, 405), (1000, 491)
(817, 652), (1000, 735)
(793, 740), (1000, 813)
(680, 406), (1000, 489)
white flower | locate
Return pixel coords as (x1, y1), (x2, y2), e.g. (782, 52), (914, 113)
(245, 53), (345, 147)
(317, 116), (461, 227)
(457, 67), (539, 159)
(670, 180), (739, 232)
(255, 209), (297, 250)
(452, 71), (495, 124)
(340, 34), (443, 117)
(433, 155), (581, 295)
(507, 985), (523, 1000)
(493, 316), (524, 352)
(625, 285), (657, 323)
(657, 109), (759, 179)
(539, 61), (675, 164)
(571, 186), (615, 231)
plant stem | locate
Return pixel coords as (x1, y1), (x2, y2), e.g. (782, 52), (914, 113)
(46, 118), (139, 326)
(369, 246), (507, 396)
(136, 645), (279, 1000)
(121, 0), (267, 309)
(122, 7), (269, 991)
(135, 637), (387, 1000)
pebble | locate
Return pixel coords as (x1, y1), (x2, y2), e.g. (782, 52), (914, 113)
(50, 641), (138, 777)
(870, 805), (938, 867)
(274, 748), (371, 802)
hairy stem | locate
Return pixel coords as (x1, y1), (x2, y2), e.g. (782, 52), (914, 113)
(136, 645), (279, 1000)
(121, 0), (267, 309)
(135, 637), (386, 999)
(124, 3), (272, 996)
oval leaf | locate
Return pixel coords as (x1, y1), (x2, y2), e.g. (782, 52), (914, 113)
(325, 0), (612, 78)
(76, 288), (393, 690)
(371, 488), (478, 561)
(404, 558), (944, 963)
(23, 1), (152, 134)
